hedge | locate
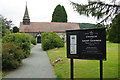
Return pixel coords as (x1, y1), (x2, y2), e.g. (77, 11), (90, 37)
(31, 37), (37, 45)
(2, 33), (31, 58)
(2, 42), (24, 69)
(41, 32), (64, 51)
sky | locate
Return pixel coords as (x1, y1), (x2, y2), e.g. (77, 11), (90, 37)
(0, 0), (118, 28)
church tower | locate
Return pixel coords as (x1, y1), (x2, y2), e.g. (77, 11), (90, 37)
(23, 2), (30, 25)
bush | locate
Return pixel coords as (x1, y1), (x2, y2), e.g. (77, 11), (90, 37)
(31, 38), (37, 45)
(41, 32), (64, 51)
(2, 42), (24, 70)
(2, 33), (31, 58)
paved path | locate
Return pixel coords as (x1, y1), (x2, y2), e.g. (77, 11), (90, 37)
(4, 44), (56, 78)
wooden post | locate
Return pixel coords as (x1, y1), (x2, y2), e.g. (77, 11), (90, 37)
(71, 58), (74, 80)
(100, 60), (103, 80)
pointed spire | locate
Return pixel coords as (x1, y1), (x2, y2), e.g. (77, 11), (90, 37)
(23, 2), (30, 19)
(23, 2), (30, 25)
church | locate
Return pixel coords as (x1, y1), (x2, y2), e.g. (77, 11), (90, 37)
(19, 4), (80, 43)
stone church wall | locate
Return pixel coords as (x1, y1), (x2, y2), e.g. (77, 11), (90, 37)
(26, 32), (38, 38)
(56, 32), (66, 42)
(26, 32), (66, 42)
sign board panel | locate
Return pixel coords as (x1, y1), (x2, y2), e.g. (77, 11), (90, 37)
(66, 28), (106, 60)
(70, 35), (77, 54)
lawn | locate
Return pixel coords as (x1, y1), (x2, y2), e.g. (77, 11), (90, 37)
(47, 41), (119, 78)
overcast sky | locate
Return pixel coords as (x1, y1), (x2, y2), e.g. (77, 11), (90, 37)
(0, 0), (118, 28)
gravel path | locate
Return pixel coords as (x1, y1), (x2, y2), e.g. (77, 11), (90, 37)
(3, 44), (56, 78)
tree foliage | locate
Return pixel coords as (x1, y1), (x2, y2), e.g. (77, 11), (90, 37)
(78, 23), (97, 29)
(0, 15), (12, 37)
(108, 13), (120, 43)
(13, 26), (19, 33)
(0, 17), (2, 38)
(0, 15), (13, 29)
(71, 0), (120, 24)
(51, 4), (67, 22)
(2, 25), (11, 36)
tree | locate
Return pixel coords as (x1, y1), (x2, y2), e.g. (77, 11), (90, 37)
(108, 13), (120, 43)
(0, 15), (11, 36)
(51, 4), (68, 22)
(71, 0), (120, 43)
(61, 6), (67, 22)
(0, 15), (13, 30)
(13, 26), (19, 33)
(0, 16), (2, 38)
(71, 0), (120, 24)
(2, 25), (11, 36)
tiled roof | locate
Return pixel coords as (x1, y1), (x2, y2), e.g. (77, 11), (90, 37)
(19, 22), (80, 32)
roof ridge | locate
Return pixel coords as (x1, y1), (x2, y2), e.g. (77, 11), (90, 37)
(20, 22), (78, 24)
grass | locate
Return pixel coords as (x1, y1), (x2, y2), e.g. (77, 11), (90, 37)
(47, 41), (119, 78)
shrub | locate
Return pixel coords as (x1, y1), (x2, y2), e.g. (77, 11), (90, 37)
(31, 38), (37, 45)
(2, 42), (24, 70)
(41, 32), (64, 51)
(2, 33), (31, 58)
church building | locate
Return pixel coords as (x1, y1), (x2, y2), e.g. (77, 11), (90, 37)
(19, 4), (80, 43)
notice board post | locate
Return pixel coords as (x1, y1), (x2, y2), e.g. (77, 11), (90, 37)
(66, 28), (106, 80)
(71, 58), (73, 80)
(100, 60), (103, 80)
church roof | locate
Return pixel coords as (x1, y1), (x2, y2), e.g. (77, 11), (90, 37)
(19, 22), (80, 32)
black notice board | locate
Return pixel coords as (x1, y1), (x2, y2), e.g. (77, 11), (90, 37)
(66, 28), (106, 60)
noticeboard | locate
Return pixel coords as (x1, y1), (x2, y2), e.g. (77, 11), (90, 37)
(70, 35), (77, 55)
(66, 28), (106, 60)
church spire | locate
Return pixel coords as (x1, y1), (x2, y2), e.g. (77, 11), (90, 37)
(23, 2), (30, 25)
(23, 2), (30, 19)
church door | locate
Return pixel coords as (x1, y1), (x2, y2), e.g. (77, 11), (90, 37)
(37, 36), (41, 43)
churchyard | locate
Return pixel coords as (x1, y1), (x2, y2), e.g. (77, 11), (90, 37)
(0, 31), (119, 79)
(47, 41), (119, 78)
(0, 0), (120, 79)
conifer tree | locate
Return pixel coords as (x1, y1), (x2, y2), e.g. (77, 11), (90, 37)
(108, 13), (120, 43)
(13, 26), (19, 33)
(71, 0), (120, 43)
(61, 6), (67, 22)
(51, 4), (68, 22)
(71, 0), (120, 24)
